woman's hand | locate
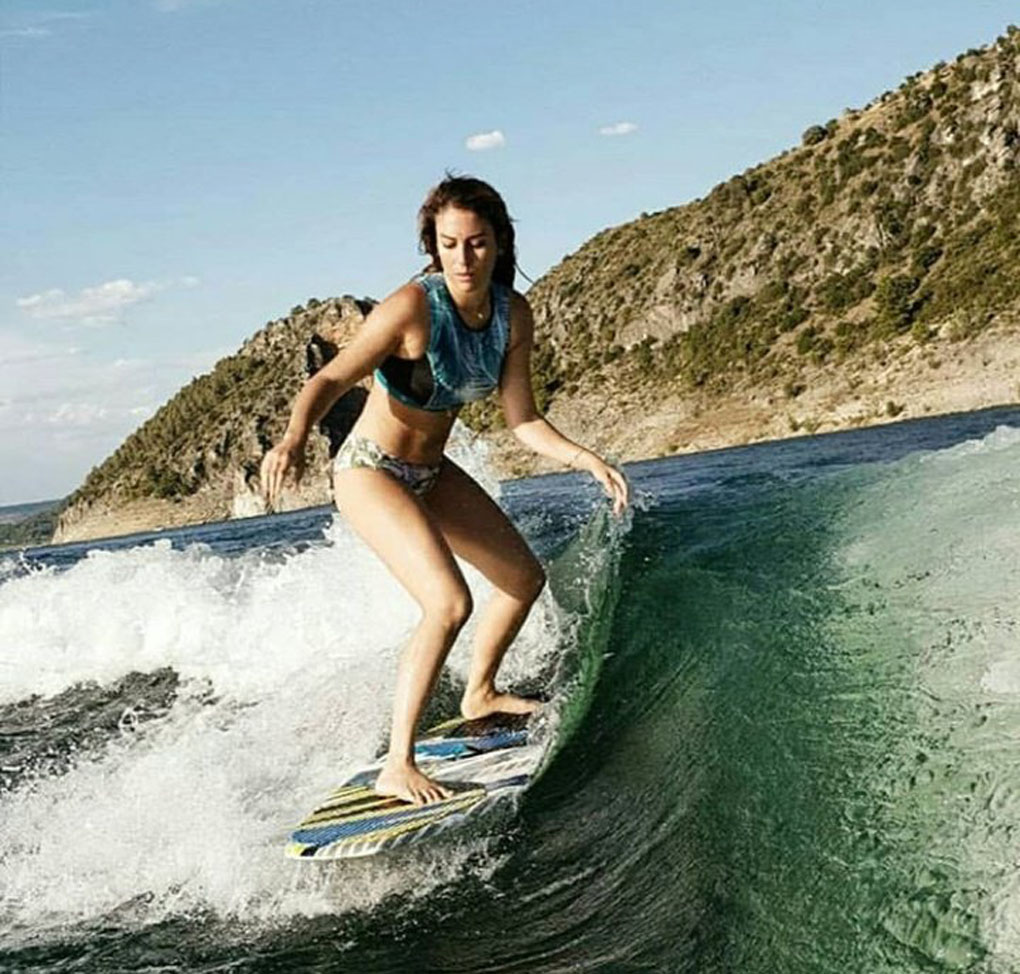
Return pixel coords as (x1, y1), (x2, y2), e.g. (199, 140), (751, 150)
(577, 452), (629, 517)
(260, 439), (306, 510)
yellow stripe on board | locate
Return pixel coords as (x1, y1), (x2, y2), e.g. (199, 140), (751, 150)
(360, 794), (484, 843)
(308, 790), (399, 817)
(326, 783), (375, 800)
(423, 715), (466, 735)
(300, 786), (487, 831)
(311, 794), (486, 857)
(303, 796), (401, 826)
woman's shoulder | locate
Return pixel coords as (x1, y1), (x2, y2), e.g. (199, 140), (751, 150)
(383, 277), (430, 308)
(507, 288), (533, 319)
(367, 279), (430, 335)
(505, 289), (535, 344)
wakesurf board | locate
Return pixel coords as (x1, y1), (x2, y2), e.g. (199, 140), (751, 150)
(285, 711), (542, 860)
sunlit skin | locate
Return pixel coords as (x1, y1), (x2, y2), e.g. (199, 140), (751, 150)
(260, 204), (628, 806)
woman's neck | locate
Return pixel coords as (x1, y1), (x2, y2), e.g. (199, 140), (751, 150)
(444, 274), (491, 322)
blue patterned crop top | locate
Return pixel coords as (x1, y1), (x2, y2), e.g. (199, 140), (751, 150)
(374, 272), (512, 412)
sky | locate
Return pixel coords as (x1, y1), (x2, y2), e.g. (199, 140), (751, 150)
(2, 0), (1017, 505)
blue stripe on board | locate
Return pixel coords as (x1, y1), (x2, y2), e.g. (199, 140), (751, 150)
(293, 799), (473, 843)
(292, 774), (532, 846)
(414, 730), (526, 758)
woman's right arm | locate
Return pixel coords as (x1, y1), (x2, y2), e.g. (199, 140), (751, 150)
(260, 282), (423, 505)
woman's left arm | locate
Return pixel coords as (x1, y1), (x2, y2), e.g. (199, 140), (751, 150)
(499, 293), (629, 515)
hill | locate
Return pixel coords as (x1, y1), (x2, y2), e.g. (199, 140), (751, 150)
(0, 501), (62, 550)
(54, 26), (1020, 542)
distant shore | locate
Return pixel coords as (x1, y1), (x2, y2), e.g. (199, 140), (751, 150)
(41, 319), (1020, 547)
(0, 500), (62, 550)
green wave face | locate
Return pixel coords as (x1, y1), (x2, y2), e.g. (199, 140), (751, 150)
(522, 425), (1020, 973)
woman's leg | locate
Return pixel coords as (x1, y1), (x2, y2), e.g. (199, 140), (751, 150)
(333, 465), (471, 805)
(423, 459), (546, 719)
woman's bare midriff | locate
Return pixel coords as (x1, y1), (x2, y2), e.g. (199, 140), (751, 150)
(349, 381), (458, 464)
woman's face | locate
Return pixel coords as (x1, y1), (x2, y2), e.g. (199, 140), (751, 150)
(434, 205), (498, 292)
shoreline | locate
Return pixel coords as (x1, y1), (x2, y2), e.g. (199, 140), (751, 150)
(28, 395), (1020, 553)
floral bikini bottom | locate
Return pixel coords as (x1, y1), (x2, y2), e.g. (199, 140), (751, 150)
(332, 434), (444, 497)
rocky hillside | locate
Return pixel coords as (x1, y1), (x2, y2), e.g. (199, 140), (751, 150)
(54, 26), (1020, 542)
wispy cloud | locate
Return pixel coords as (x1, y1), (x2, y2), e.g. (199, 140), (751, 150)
(153, 0), (230, 12)
(0, 27), (52, 39)
(0, 342), (214, 431)
(16, 275), (200, 326)
(599, 121), (638, 137)
(47, 402), (110, 427)
(465, 130), (506, 151)
(36, 11), (91, 23)
(0, 11), (91, 40)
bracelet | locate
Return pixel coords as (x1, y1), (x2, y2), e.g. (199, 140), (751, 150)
(567, 446), (585, 469)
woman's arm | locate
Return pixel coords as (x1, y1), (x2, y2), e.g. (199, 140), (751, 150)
(499, 294), (629, 515)
(260, 282), (423, 505)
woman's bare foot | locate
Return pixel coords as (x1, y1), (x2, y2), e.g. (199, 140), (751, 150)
(375, 761), (452, 806)
(460, 686), (543, 720)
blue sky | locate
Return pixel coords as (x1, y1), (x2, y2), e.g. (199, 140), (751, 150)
(1, 0), (1016, 505)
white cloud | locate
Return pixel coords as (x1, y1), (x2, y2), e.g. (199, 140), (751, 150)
(0, 27), (52, 38)
(36, 11), (92, 22)
(599, 121), (638, 137)
(17, 279), (160, 325)
(47, 402), (110, 427)
(153, 0), (230, 11)
(16, 275), (199, 326)
(465, 130), (506, 151)
(0, 11), (90, 39)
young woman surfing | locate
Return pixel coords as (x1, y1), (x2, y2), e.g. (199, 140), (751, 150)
(261, 175), (628, 805)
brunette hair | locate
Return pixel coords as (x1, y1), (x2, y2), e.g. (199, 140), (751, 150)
(417, 172), (518, 288)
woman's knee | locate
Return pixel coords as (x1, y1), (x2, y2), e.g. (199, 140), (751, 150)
(517, 560), (546, 605)
(424, 586), (474, 632)
(531, 563), (547, 601)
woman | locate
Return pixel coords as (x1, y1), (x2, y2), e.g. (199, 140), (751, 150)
(261, 175), (628, 806)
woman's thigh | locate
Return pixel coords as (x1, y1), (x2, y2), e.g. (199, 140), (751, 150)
(333, 467), (468, 612)
(424, 459), (544, 601)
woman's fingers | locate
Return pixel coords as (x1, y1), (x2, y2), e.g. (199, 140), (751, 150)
(260, 445), (306, 512)
(607, 471), (624, 509)
(261, 448), (288, 508)
(605, 468), (625, 504)
(259, 454), (273, 504)
(594, 463), (629, 516)
(271, 460), (283, 504)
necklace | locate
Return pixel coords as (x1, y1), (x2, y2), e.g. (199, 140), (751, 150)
(465, 299), (490, 322)
(443, 274), (491, 327)
(455, 294), (491, 327)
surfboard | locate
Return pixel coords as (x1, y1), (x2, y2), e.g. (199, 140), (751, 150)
(285, 712), (542, 860)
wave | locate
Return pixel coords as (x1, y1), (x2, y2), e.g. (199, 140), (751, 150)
(0, 437), (628, 952)
(3, 415), (1019, 971)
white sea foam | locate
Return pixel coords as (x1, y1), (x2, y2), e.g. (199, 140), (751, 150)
(0, 430), (565, 941)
